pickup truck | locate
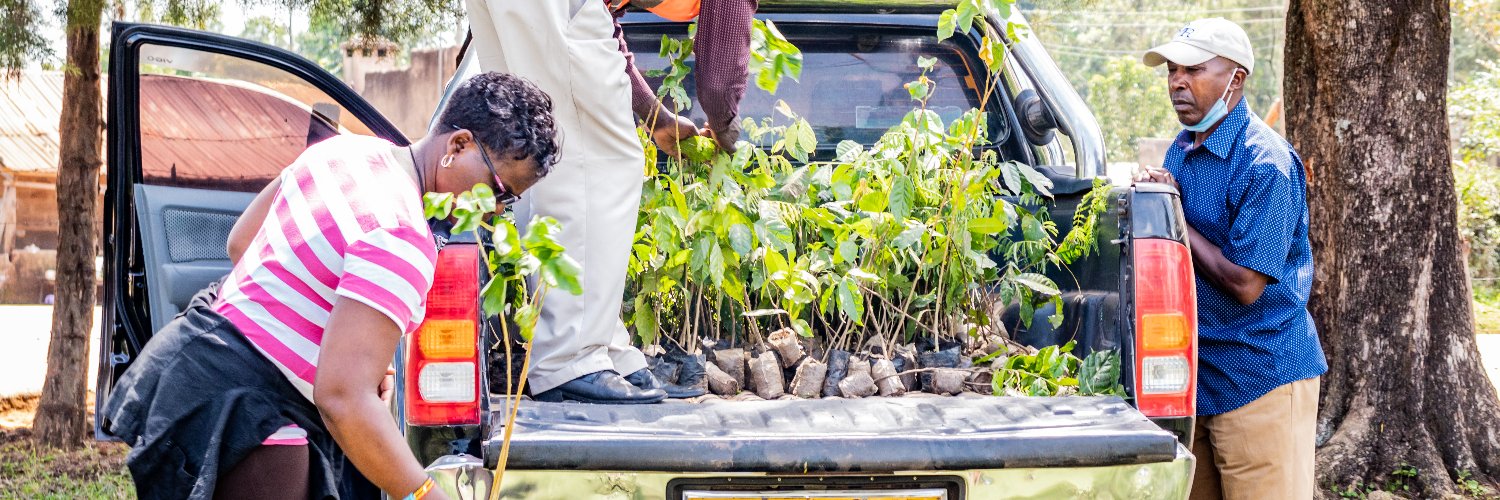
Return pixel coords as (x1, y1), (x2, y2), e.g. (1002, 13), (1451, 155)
(94, 1), (1199, 498)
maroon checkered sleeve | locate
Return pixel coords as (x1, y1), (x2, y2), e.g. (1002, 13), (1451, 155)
(611, 0), (757, 138)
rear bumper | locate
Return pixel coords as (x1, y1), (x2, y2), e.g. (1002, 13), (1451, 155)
(424, 454), (494, 499)
(427, 444), (1195, 499)
(1151, 416), (1195, 449)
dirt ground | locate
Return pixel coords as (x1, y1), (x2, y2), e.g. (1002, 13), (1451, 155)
(0, 393), (132, 499)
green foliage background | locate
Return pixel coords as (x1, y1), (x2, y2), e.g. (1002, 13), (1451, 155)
(1023, 0), (1290, 163)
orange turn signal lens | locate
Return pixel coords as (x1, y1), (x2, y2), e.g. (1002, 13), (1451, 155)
(1140, 312), (1189, 350)
(416, 319), (477, 360)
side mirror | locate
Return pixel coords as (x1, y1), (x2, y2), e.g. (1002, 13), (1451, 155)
(1014, 88), (1058, 146)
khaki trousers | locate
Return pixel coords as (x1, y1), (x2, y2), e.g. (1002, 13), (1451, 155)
(465, 0), (650, 393)
(1190, 376), (1320, 500)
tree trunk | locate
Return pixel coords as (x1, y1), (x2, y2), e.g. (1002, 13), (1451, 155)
(34, 0), (103, 449)
(1286, 0), (1500, 496)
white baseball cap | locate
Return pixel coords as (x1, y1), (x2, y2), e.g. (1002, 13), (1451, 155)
(1142, 18), (1255, 74)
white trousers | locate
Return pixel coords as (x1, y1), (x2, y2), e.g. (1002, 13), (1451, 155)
(466, 0), (649, 393)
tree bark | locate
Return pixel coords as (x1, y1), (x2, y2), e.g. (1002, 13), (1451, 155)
(34, 0), (103, 449)
(1286, 0), (1500, 495)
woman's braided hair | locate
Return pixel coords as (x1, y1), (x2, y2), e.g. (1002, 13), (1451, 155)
(437, 72), (561, 175)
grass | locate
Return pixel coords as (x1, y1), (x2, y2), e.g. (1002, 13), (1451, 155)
(0, 394), (134, 500)
(1475, 287), (1500, 334)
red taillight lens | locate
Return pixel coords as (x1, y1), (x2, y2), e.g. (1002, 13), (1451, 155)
(406, 244), (482, 426)
(1133, 238), (1197, 417)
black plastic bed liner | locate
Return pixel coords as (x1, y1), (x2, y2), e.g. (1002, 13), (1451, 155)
(483, 395), (1179, 472)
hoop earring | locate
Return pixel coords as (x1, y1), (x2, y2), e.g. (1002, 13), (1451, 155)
(440, 155), (454, 168)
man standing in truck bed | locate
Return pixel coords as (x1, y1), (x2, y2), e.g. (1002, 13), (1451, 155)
(464, 0), (754, 403)
(1137, 17), (1328, 499)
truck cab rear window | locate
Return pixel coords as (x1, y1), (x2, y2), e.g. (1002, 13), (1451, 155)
(627, 26), (1006, 148)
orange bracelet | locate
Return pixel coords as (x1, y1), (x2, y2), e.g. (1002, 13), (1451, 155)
(406, 477), (435, 500)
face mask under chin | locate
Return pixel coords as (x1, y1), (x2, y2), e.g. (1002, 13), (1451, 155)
(1183, 70), (1241, 133)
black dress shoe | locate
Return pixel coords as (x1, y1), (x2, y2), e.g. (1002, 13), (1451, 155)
(625, 368), (707, 399)
(534, 371), (667, 404)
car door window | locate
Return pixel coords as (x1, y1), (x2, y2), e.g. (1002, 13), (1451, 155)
(136, 43), (381, 193)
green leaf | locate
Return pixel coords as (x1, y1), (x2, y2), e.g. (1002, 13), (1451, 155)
(1014, 273), (1060, 296)
(1022, 214), (1047, 242)
(542, 255), (584, 296)
(847, 267), (881, 282)
(835, 140), (862, 161)
(955, 0), (979, 35)
(793, 119), (817, 154)
(892, 222), (925, 249)
(708, 242), (726, 287)
(836, 240), (859, 264)
(682, 135), (718, 163)
(479, 274), (509, 318)
(967, 217), (1007, 234)
(1078, 349), (1124, 396)
(836, 277), (864, 323)
(858, 190), (888, 212)
(917, 55), (937, 70)
(905, 76), (931, 101)
(691, 236), (713, 279)
(791, 318), (813, 337)
(937, 10), (958, 41)
(764, 248), (790, 277)
(469, 183), (497, 214)
(423, 192), (455, 220)
(515, 304), (540, 343)
(633, 296), (658, 345)
(728, 224), (754, 256)
(889, 176), (915, 220)
(1016, 162), (1055, 197)
(741, 308), (788, 318)
(999, 161), (1022, 195)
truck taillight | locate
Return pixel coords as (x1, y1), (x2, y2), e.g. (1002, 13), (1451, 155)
(406, 244), (481, 426)
(1133, 238), (1197, 417)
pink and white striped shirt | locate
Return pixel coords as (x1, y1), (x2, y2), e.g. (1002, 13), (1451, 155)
(214, 135), (437, 408)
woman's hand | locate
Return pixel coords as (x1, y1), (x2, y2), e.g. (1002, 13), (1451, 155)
(380, 366), (396, 404)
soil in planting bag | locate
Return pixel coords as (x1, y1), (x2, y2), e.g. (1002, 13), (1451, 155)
(968, 370), (995, 395)
(893, 344), (920, 391)
(838, 358), (877, 398)
(822, 349), (851, 397)
(705, 362), (741, 395)
(790, 358), (829, 398)
(711, 347), (748, 389)
(917, 340), (963, 390)
(929, 368), (968, 395)
(870, 358), (906, 396)
(749, 350), (786, 399)
(768, 328), (806, 368)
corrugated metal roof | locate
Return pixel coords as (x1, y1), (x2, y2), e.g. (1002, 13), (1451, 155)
(139, 73), (341, 190)
(0, 72), (70, 173)
(0, 72), (349, 191)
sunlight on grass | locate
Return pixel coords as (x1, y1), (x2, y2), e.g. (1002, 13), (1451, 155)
(0, 432), (133, 499)
(1474, 287), (1500, 334)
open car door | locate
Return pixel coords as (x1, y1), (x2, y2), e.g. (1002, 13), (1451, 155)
(94, 23), (408, 437)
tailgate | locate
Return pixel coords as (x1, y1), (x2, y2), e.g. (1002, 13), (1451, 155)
(483, 395), (1179, 472)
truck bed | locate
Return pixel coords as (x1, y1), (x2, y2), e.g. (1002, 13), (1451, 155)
(483, 395), (1179, 472)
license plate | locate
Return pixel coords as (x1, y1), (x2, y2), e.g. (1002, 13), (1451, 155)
(682, 489), (947, 500)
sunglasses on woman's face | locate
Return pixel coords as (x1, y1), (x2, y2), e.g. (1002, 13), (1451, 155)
(453, 125), (520, 206)
(475, 142), (520, 206)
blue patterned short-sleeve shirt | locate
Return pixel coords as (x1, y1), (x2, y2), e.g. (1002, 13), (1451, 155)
(1162, 98), (1328, 416)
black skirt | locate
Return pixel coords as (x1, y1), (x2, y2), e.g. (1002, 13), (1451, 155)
(100, 284), (349, 499)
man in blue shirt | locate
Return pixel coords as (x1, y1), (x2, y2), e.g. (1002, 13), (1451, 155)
(1137, 18), (1328, 500)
